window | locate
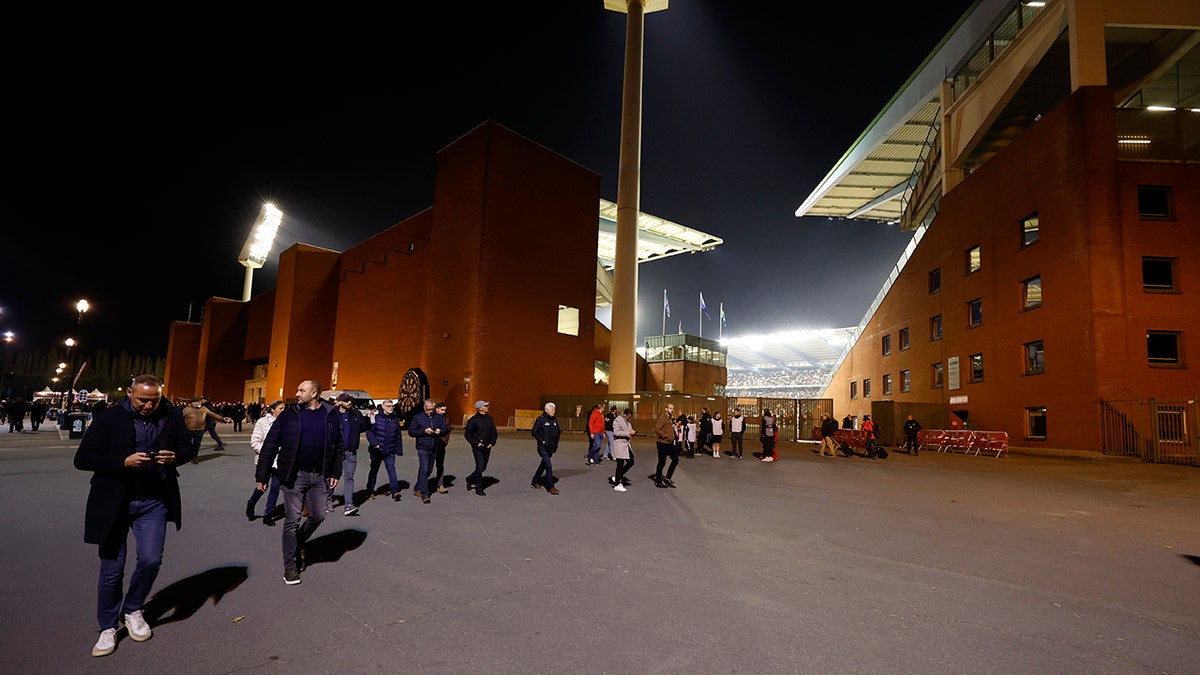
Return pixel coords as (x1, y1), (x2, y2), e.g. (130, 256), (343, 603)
(1137, 185), (1172, 219)
(930, 315), (942, 341)
(932, 362), (944, 388)
(1147, 331), (1181, 365)
(1024, 340), (1044, 374)
(557, 305), (579, 336)
(883, 373), (893, 395)
(969, 353), (984, 382)
(967, 298), (982, 327)
(1022, 276), (1042, 309)
(882, 334), (891, 356)
(850, 381), (858, 399)
(863, 378), (872, 398)
(899, 327), (910, 350)
(901, 370), (911, 392)
(929, 268), (941, 294)
(1142, 257), (1177, 292)
(966, 245), (982, 274)
(1025, 407), (1047, 439)
(1021, 213), (1040, 247)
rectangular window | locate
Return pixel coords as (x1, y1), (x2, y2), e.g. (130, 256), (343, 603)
(1022, 276), (1042, 309)
(932, 362), (944, 388)
(929, 268), (941, 294)
(863, 378), (872, 398)
(901, 369), (911, 392)
(1021, 213), (1040, 247)
(899, 327), (910, 350)
(883, 373), (893, 396)
(1147, 330), (1181, 365)
(1142, 257), (1177, 292)
(1137, 185), (1172, 219)
(1024, 340), (1045, 374)
(557, 305), (579, 336)
(966, 245), (982, 274)
(1025, 407), (1047, 439)
(969, 353), (984, 382)
(881, 334), (891, 356)
(967, 298), (982, 327)
(930, 315), (942, 341)
(850, 381), (858, 399)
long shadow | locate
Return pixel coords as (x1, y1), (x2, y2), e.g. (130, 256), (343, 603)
(303, 528), (367, 567)
(142, 565), (249, 627)
(1182, 554), (1200, 568)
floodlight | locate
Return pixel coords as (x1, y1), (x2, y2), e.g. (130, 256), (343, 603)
(237, 203), (284, 301)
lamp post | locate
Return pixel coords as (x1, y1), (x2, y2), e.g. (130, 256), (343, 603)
(237, 203), (283, 302)
(64, 337), (75, 362)
(75, 299), (89, 342)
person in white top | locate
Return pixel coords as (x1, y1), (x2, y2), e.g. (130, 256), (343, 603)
(728, 409), (745, 458)
(246, 400), (285, 525)
(608, 408), (636, 492)
(710, 411), (724, 458)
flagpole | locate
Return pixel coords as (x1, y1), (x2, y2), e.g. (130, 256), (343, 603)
(719, 302), (724, 341)
(698, 293), (703, 339)
(662, 289), (667, 338)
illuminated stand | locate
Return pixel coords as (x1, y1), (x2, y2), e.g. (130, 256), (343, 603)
(238, 203), (283, 302)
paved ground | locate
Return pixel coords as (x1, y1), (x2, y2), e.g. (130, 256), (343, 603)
(2, 422), (1198, 674)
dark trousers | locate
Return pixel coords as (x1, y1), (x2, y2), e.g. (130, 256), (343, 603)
(247, 473), (281, 518)
(467, 445), (490, 488)
(205, 423), (224, 447)
(281, 471), (327, 570)
(532, 447), (556, 488)
(654, 441), (679, 482)
(729, 431), (744, 458)
(615, 456), (634, 482)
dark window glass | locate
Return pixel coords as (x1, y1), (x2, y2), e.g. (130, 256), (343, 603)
(882, 335), (891, 356)
(1026, 407), (1047, 439)
(1137, 185), (1171, 219)
(929, 268), (941, 294)
(899, 328), (910, 350)
(1147, 331), (1181, 364)
(863, 379), (872, 398)
(932, 363), (944, 388)
(968, 299), (982, 327)
(970, 353), (984, 382)
(1142, 257), (1176, 291)
(850, 381), (858, 399)
(931, 315), (942, 341)
(901, 370), (911, 392)
(1025, 340), (1044, 374)
(883, 374), (893, 395)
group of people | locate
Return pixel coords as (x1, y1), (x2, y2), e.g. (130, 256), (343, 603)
(1, 397), (49, 433)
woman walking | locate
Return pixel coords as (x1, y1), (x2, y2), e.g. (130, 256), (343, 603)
(710, 411), (724, 458)
(760, 410), (779, 462)
(608, 408), (636, 492)
(246, 400), (285, 524)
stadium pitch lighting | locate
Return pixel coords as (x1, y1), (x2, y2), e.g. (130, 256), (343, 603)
(237, 203), (283, 302)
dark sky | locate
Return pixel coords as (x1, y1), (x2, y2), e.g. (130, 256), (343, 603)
(4, 1), (976, 357)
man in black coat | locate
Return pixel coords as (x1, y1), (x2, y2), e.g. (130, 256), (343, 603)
(73, 374), (194, 657)
(463, 400), (498, 496)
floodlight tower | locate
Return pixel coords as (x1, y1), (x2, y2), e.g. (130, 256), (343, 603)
(604, 0), (669, 395)
(237, 203), (283, 302)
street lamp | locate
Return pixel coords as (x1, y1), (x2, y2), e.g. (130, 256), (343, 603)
(76, 299), (89, 339)
(64, 337), (75, 361)
(237, 203), (283, 302)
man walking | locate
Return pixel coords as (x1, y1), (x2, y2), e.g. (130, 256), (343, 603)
(463, 400), (498, 496)
(200, 396), (227, 450)
(820, 413), (839, 457)
(327, 393), (367, 515)
(256, 380), (344, 585)
(585, 403), (605, 465)
(530, 402), (561, 494)
(182, 397), (229, 456)
(652, 403), (679, 488)
(74, 374), (194, 657)
(408, 398), (445, 504)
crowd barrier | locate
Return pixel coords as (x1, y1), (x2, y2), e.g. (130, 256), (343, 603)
(916, 429), (1008, 458)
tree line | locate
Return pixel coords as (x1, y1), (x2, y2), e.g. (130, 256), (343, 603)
(0, 347), (165, 403)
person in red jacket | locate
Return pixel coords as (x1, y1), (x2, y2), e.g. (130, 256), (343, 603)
(585, 403), (606, 466)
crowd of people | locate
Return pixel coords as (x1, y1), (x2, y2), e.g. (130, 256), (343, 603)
(724, 367), (830, 398)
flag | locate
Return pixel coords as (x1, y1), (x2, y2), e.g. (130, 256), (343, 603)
(720, 305), (727, 327)
(700, 292), (711, 320)
(678, 320), (683, 334)
(663, 289), (670, 318)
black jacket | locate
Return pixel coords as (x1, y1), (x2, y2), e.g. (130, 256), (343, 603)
(531, 413), (560, 451)
(464, 413), (498, 449)
(256, 400), (345, 486)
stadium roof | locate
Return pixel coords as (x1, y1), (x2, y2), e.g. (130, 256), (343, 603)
(721, 328), (855, 371)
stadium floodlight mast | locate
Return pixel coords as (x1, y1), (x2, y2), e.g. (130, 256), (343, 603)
(237, 203), (283, 302)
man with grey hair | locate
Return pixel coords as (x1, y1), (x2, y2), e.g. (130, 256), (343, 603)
(408, 398), (446, 504)
(530, 402), (561, 494)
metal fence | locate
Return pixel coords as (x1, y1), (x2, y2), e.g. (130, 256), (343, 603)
(1100, 396), (1199, 466)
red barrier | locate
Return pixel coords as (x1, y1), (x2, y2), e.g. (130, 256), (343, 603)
(916, 429), (945, 452)
(971, 431), (1009, 458)
(915, 429), (1008, 458)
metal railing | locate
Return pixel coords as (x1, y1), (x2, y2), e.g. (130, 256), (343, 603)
(1100, 395), (1199, 466)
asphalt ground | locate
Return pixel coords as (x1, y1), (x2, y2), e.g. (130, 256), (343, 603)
(2, 422), (1198, 674)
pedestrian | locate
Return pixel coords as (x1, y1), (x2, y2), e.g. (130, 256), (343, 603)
(530, 402), (561, 494)
(903, 414), (922, 456)
(181, 397), (230, 456)
(7, 396), (28, 432)
(365, 399), (404, 501)
(760, 410), (779, 462)
(463, 399), (498, 496)
(819, 412), (839, 457)
(408, 398), (446, 504)
(200, 396), (227, 450)
(728, 408), (745, 459)
(675, 410), (689, 457)
(256, 380), (345, 585)
(73, 374), (195, 657)
(246, 399), (286, 524)
(431, 401), (453, 494)
(230, 401), (246, 432)
(602, 405), (618, 462)
(842, 414), (853, 430)
(699, 407), (713, 455)
(652, 403), (679, 488)
(29, 399), (47, 431)
(608, 408), (636, 492)
(710, 411), (724, 458)
(327, 392), (367, 515)
(585, 403), (605, 465)
(686, 415), (698, 457)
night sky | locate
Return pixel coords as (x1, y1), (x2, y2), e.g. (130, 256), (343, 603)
(4, 1), (976, 357)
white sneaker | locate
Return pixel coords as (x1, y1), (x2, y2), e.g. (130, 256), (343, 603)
(92, 627), (118, 657)
(124, 610), (152, 641)
(614, 483), (627, 492)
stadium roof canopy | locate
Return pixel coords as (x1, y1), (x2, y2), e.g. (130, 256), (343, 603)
(721, 328), (855, 371)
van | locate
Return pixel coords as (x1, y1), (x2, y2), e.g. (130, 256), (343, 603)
(319, 390), (378, 416)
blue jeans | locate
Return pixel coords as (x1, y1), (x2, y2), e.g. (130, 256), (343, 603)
(96, 497), (167, 630)
(604, 431), (615, 457)
(366, 448), (399, 495)
(532, 447), (556, 488)
(281, 471), (328, 570)
(587, 432), (605, 463)
(247, 473), (281, 517)
(415, 448), (436, 495)
(326, 450), (357, 509)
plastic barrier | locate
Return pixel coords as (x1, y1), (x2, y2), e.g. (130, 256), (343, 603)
(915, 429), (1008, 458)
(916, 429), (945, 453)
(970, 431), (1009, 457)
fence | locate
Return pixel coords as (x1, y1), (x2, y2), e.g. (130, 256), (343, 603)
(1100, 396), (1199, 467)
(914, 429), (1008, 458)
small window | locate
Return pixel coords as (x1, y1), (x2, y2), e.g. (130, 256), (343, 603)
(1022, 276), (1042, 309)
(899, 327), (910, 350)
(1137, 185), (1172, 219)
(929, 268), (941, 294)
(1021, 213), (1040, 247)
(883, 373), (893, 396)
(966, 245), (982, 274)
(969, 353), (984, 382)
(557, 305), (580, 336)
(932, 362), (944, 388)
(1025, 407), (1047, 439)
(1024, 340), (1044, 374)
(864, 378), (872, 398)
(900, 369), (911, 392)
(967, 298), (982, 327)
(1142, 257), (1177, 292)
(1147, 331), (1181, 365)
(850, 381), (858, 399)
(930, 315), (943, 341)
(882, 334), (891, 356)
